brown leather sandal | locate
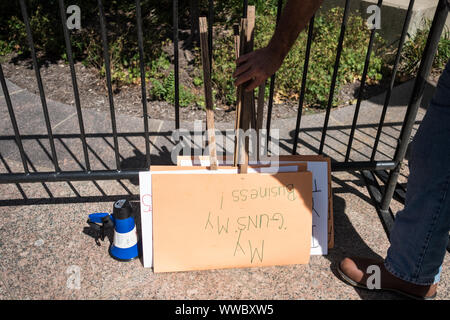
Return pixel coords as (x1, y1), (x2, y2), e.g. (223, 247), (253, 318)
(337, 257), (437, 300)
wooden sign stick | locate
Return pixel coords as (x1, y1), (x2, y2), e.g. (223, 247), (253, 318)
(235, 18), (247, 168)
(199, 17), (218, 170)
(256, 82), (266, 131)
(233, 23), (242, 167)
(251, 88), (257, 138)
(256, 81), (266, 160)
(238, 6), (255, 174)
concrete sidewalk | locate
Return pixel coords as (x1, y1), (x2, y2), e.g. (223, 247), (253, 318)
(0, 77), (448, 300)
(322, 0), (450, 45)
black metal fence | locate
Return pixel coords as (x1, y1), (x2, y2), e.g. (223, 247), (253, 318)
(0, 0), (449, 238)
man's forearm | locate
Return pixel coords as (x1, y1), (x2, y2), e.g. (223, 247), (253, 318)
(233, 0), (323, 90)
(267, 0), (323, 61)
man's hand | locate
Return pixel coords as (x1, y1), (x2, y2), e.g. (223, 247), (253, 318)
(232, 0), (323, 92)
(232, 47), (283, 92)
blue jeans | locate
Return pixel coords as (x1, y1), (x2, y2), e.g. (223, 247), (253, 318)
(384, 60), (450, 285)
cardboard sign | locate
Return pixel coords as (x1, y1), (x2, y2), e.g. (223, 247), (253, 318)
(177, 155), (333, 254)
(139, 164), (308, 269)
(151, 172), (312, 273)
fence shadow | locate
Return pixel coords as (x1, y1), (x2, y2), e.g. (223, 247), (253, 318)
(283, 120), (422, 163)
(0, 116), (419, 207)
(0, 132), (173, 206)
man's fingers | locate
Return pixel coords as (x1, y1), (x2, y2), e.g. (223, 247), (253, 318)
(245, 77), (263, 92)
(236, 51), (253, 66)
(232, 62), (251, 78)
(234, 69), (256, 87)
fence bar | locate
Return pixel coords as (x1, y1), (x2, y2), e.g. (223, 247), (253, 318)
(0, 170), (141, 184)
(208, 0), (214, 68)
(97, 0), (121, 171)
(380, 0), (449, 213)
(265, 0), (283, 151)
(0, 153), (27, 199)
(374, 170), (406, 203)
(0, 159), (397, 184)
(292, 15), (315, 155)
(136, 0), (151, 169)
(332, 160), (396, 172)
(58, 0), (91, 172)
(371, 0), (415, 161)
(361, 170), (395, 236)
(318, 0), (350, 155)
(0, 132), (161, 140)
(0, 64), (29, 174)
(19, 0), (60, 173)
(345, 0), (384, 162)
(173, 0), (180, 129)
(21, 150), (54, 198)
(242, 0), (249, 18)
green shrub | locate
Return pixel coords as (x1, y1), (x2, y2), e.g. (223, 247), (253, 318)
(210, 7), (384, 108)
(0, 4), (64, 57)
(0, 1), (177, 83)
(5, 1), (446, 111)
(398, 19), (450, 80)
(149, 71), (202, 108)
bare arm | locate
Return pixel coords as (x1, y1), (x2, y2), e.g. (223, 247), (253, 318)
(233, 0), (323, 91)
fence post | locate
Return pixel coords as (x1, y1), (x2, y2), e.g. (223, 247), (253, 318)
(379, 0), (449, 214)
(173, 0), (180, 129)
(19, 0), (60, 173)
(371, 0), (416, 162)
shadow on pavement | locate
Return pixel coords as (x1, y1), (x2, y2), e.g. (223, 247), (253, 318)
(328, 188), (403, 300)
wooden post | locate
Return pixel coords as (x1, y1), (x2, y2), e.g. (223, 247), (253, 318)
(199, 17), (218, 170)
(256, 81), (266, 160)
(233, 21), (243, 166)
(238, 6), (255, 174)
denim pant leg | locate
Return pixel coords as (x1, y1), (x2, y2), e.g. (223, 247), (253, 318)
(384, 60), (450, 286)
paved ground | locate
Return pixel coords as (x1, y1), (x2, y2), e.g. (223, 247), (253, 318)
(0, 76), (449, 300)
